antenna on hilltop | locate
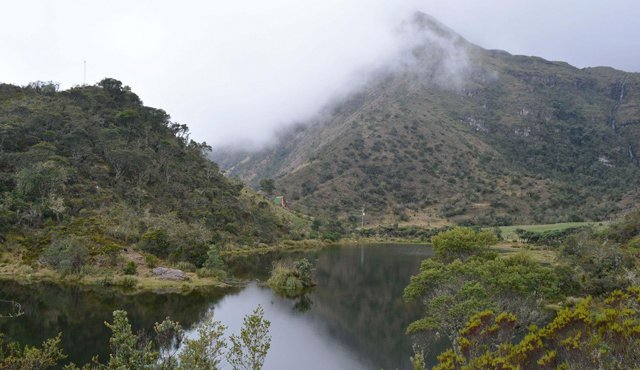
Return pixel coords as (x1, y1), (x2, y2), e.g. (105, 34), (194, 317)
(83, 60), (87, 86)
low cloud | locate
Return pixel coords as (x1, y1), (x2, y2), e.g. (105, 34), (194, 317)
(1, 1), (639, 149)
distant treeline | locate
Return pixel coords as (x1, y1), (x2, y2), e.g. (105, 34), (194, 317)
(357, 225), (451, 241)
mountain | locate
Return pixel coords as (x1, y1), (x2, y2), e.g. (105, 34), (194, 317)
(213, 12), (640, 226)
(0, 79), (307, 268)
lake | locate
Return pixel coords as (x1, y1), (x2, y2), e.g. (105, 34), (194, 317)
(0, 244), (443, 369)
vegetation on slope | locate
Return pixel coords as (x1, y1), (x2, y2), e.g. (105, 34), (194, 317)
(0, 79), (309, 286)
(215, 14), (640, 227)
(407, 208), (640, 369)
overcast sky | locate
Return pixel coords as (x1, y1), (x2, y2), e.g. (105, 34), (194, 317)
(2, 1), (639, 147)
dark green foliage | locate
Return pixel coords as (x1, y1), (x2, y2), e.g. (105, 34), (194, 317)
(259, 178), (275, 195)
(431, 227), (497, 262)
(268, 258), (315, 297)
(608, 208), (640, 243)
(404, 254), (563, 344)
(515, 226), (591, 246)
(123, 261), (137, 275)
(357, 225), (450, 241)
(0, 79), (302, 268)
(204, 245), (224, 270)
(227, 306), (271, 370)
(40, 238), (88, 274)
(560, 227), (637, 295)
(0, 333), (66, 369)
(140, 229), (171, 257)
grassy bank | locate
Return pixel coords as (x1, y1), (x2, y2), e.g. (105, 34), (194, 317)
(0, 239), (328, 294)
(0, 261), (230, 294)
(498, 221), (609, 241)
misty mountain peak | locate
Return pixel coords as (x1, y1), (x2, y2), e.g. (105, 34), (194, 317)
(409, 11), (466, 44)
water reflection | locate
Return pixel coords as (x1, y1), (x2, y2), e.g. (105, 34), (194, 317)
(224, 244), (435, 369)
(0, 282), (229, 366)
(0, 244), (437, 369)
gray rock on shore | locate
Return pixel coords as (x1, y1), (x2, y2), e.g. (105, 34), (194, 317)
(152, 267), (189, 281)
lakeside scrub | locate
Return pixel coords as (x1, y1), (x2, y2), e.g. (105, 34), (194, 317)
(267, 258), (315, 297)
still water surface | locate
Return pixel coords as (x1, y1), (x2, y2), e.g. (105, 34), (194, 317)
(0, 244), (438, 369)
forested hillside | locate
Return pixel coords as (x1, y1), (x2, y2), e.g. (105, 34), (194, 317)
(214, 13), (640, 227)
(0, 79), (307, 271)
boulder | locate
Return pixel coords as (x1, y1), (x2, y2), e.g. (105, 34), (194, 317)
(152, 267), (189, 281)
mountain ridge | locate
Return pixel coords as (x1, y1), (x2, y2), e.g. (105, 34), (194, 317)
(213, 13), (640, 226)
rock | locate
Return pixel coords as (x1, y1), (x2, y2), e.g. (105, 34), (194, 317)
(152, 267), (189, 281)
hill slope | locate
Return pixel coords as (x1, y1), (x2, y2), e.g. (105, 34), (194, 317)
(0, 79), (307, 268)
(214, 13), (640, 226)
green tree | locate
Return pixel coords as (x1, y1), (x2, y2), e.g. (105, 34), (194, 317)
(104, 310), (157, 369)
(431, 227), (497, 262)
(259, 179), (275, 196)
(178, 314), (227, 370)
(40, 238), (88, 274)
(203, 245), (224, 270)
(227, 305), (271, 370)
(404, 254), (561, 347)
(0, 333), (66, 369)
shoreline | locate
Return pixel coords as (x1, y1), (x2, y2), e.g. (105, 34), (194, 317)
(0, 238), (436, 294)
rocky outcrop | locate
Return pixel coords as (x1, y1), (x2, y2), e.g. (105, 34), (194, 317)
(152, 267), (189, 281)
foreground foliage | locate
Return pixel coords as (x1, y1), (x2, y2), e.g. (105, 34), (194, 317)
(415, 287), (640, 370)
(0, 306), (271, 370)
(408, 209), (640, 368)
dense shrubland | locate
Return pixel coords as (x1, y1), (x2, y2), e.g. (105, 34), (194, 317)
(408, 209), (640, 369)
(0, 80), (308, 281)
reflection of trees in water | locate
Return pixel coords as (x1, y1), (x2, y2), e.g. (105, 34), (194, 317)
(225, 250), (322, 281)
(0, 282), (230, 366)
(1, 245), (438, 368)
(293, 294), (313, 313)
(307, 246), (437, 370)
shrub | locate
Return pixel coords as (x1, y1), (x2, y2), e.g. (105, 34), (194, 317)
(102, 244), (121, 266)
(176, 261), (196, 272)
(123, 261), (137, 275)
(628, 235), (640, 249)
(139, 228), (170, 257)
(40, 237), (89, 274)
(431, 227), (497, 262)
(144, 254), (159, 268)
(116, 276), (138, 289)
(98, 276), (113, 287)
(430, 287), (640, 369)
(203, 245), (224, 270)
(267, 258), (314, 297)
(196, 268), (227, 280)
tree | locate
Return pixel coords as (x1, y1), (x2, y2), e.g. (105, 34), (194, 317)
(0, 333), (66, 369)
(104, 310), (157, 369)
(98, 78), (123, 93)
(259, 179), (275, 196)
(227, 305), (272, 370)
(178, 313), (227, 370)
(404, 254), (561, 347)
(431, 227), (497, 262)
